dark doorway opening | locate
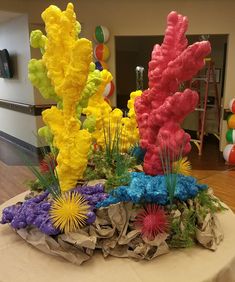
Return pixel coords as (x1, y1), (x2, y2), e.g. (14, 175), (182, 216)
(115, 34), (228, 112)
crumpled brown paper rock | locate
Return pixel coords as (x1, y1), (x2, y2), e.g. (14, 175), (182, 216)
(169, 202), (224, 250)
(196, 213), (224, 251)
(90, 202), (169, 260)
(17, 228), (94, 265)
(16, 202), (169, 265)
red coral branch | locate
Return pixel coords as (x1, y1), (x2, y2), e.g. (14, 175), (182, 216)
(135, 11), (211, 175)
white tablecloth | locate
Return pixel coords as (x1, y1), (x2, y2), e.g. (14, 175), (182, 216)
(1, 192), (235, 282)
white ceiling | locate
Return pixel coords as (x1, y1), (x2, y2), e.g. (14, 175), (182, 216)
(0, 10), (21, 24)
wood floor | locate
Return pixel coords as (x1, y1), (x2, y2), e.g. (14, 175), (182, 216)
(0, 136), (235, 212)
(0, 160), (34, 203)
(192, 168), (235, 212)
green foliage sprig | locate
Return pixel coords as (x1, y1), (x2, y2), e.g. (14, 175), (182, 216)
(84, 118), (136, 191)
(159, 140), (185, 207)
(20, 144), (60, 198)
(167, 189), (226, 248)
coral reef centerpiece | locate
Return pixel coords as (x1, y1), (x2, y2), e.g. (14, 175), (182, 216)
(1, 3), (225, 265)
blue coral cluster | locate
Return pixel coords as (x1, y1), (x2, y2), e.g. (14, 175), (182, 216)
(1, 192), (60, 235)
(96, 172), (207, 208)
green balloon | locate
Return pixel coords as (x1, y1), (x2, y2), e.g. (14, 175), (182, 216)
(95, 26), (104, 43)
(226, 129), (235, 143)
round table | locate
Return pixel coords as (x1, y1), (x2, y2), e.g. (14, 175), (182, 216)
(1, 192), (235, 282)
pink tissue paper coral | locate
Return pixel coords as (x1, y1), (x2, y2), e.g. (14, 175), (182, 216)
(134, 11), (211, 175)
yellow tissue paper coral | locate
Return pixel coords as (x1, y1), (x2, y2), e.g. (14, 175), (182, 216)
(83, 69), (113, 141)
(40, 3), (94, 191)
(120, 90), (142, 151)
(29, 2), (140, 190)
(83, 69), (113, 121)
(85, 89), (142, 152)
(30, 3), (98, 191)
(30, 29), (47, 53)
(76, 62), (103, 119)
(28, 59), (59, 101)
(42, 3), (92, 117)
(42, 105), (91, 191)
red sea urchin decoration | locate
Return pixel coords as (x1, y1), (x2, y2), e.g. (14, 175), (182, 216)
(135, 204), (169, 240)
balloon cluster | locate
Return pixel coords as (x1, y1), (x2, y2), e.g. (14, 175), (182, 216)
(134, 11), (211, 175)
(94, 25), (110, 63)
(223, 98), (235, 164)
(93, 25), (114, 100)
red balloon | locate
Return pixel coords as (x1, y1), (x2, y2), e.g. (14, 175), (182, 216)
(229, 145), (235, 164)
(229, 98), (235, 114)
(104, 97), (111, 105)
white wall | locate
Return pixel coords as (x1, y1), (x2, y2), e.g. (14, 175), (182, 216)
(0, 14), (39, 146)
(0, 14), (34, 104)
(0, 108), (38, 145)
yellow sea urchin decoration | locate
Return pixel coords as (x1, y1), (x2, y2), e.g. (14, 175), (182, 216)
(173, 157), (192, 176)
(50, 192), (89, 233)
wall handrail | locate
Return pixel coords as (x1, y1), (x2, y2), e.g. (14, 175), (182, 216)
(0, 99), (56, 116)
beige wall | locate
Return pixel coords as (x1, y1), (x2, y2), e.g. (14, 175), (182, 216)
(0, 7), (53, 147)
(1, 0), (235, 149)
(0, 108), (38, 145)
(0, 14), (33, 104)
(0, 14), (40, 146)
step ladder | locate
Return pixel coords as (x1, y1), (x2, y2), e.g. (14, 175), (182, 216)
(190, 58), (221, 155)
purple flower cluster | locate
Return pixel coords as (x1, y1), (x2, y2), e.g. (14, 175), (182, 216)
(1, 192), (60, 236)
(1, 184), (109, 235)
(73, 183), (109, 207)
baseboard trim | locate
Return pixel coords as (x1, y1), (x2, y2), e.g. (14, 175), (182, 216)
(0, 131), (49, 154)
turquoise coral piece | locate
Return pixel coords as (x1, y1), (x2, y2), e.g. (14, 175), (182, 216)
(96, 172), (207, 207)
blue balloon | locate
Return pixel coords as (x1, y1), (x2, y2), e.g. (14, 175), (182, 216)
(95, 61), (103, 71)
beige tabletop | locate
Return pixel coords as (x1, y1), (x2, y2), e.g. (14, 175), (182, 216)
(1, 192), (235, 282)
